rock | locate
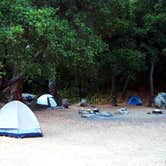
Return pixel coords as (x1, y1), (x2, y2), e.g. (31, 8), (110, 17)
(147, 112), (152, 114)
(79, 98), (89, 107)
(62, 98), (69, 108)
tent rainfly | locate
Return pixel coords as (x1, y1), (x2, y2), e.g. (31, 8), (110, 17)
(0, 100), (43, 138)
(128, 96), (142, 106)
(37, 94), (57, 107)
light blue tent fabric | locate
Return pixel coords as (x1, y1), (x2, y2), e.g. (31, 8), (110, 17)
(0, 101), (43, 138)
(128, 96), (142, 105)
(155, 92), (166, 107)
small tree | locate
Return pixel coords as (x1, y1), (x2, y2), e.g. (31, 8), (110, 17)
(134, 0), (166, 106)
(0, 1), (76, 100)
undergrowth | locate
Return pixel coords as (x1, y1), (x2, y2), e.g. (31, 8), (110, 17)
(59, 88), (149, 105)
(59, 89), (127, 105)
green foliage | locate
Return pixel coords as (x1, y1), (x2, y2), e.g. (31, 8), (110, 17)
(0, 0), (166, 100)
(88, 93), (112, 105)
(102, 48), (146, 81)
(134, 0), (166, 65)
(0, 0), (106, 90)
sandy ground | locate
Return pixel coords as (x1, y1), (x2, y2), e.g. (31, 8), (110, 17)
(0, 105), (166, 166)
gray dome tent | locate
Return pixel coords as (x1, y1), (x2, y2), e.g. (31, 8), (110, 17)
(0, 101), (43, 138)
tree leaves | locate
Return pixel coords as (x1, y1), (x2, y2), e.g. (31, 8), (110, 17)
(0, 0), (165, 96)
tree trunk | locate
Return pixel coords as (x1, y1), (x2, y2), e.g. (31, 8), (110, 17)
(10, 78), (24, 101)
(0, 58), (8, 89)
(111, 75), (117, 106)
(48, 80), (61, 105)
(74, 64), (81, 98)
(120, 76), (130, 99)
(9, 62), (24, 101)
(0, 44), (8, 90)
(148, 62), (154, 107)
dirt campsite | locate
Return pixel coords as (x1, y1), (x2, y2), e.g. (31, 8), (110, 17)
(0, 103), (166, 166)
(1, 0), (166, 165)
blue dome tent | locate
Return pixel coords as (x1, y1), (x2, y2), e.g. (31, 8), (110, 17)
(128, 96), (142, 106)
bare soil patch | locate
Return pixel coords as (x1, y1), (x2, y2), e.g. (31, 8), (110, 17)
(0, 104), (166, 166)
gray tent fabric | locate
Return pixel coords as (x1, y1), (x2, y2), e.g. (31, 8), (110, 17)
(0, 100), (42, 138)
(37, 94), (57, 108)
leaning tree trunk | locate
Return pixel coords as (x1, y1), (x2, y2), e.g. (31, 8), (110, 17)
(10, 62), (24, 101)
(111, 75), (117, 106)
(48, 80), (61, 105)
(148, 61), (154, 107)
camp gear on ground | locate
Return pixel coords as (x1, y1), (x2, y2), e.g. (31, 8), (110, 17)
(152, 109), (163, 114)
(22, 93), (36, 102)
(79, 108), (112, 118)
(117, 108), (129, 114)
